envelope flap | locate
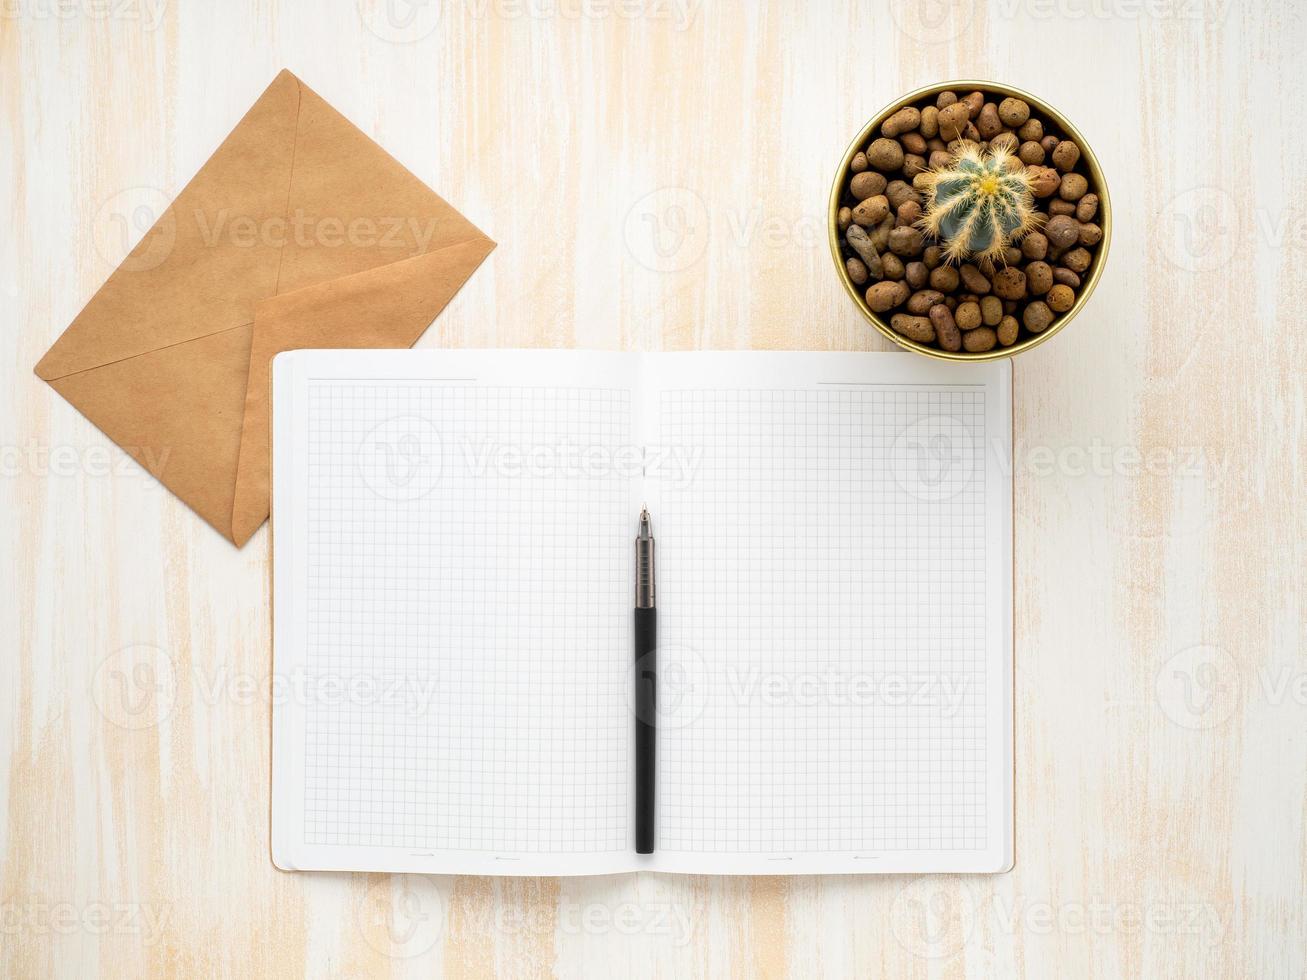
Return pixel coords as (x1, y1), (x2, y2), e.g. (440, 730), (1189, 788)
(35, 71), (301, 381)
(274, 79), (490, 293)
(46, 324), (255, 541)
(229, 236), (495, 545)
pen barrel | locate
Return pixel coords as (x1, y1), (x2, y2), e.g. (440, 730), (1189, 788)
(634, 606), (657, 854)
(635, 537), (656, 608)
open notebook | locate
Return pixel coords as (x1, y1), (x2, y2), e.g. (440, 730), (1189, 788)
(271, 350), (1012, 875)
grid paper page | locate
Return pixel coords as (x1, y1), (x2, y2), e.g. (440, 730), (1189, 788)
(643, 353), (1008, 871)
(280, 353), (636, 866)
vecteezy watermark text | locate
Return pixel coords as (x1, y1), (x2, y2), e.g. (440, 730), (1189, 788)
(0, 900), (170, 945)
(725, 667), (970, 714)
(0, 0), (166, 29)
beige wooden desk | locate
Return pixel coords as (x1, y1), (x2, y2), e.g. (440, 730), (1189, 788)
(3, 1), (1304, 976)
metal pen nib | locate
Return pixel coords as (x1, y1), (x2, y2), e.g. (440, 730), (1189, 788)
(635, 507), (655, 608)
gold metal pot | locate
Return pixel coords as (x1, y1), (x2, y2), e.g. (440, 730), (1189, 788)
(828, 80), (1110, 360)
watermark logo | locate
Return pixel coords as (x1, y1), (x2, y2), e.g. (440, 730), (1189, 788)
(890, 876), (978, 960)
(893, 415), (978, 503)
(1159, 185), (1239, 274)
(91, 186), (176, 273)
(623, 187), (710, 273)
(357, 875), (444, 959)
(889, 0), (976, 44)
(356, 0), (441, 42)
(359, 415), (444, 501)
(91, 644), (178, 732)
(1154, 644), (1240, 730)
(626, 642), (708, 730)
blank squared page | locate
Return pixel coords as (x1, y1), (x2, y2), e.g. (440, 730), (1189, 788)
(642, 352), (1012, 875)
(273, 350), (640, 876)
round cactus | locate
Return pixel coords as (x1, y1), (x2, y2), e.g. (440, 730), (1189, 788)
(917, 146), (1041, 264)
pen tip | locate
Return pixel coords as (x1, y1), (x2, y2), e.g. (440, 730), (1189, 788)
(639, 507), (651, 537)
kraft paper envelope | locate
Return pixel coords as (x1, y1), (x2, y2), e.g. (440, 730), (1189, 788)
(35, 69), (495, 546)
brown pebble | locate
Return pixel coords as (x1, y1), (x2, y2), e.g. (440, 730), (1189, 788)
(1017, 118), (1042, 142)
(980, 295), (1003, 326)
(907, 289), (945, 315)
(955, 301), (982, 330)
(1021, 232), (1048, 261)
(1062, 246), (1092, 273)
(880, 253), (906, 281)
(890, 313), (935, 343)
(977, 103), (1003, 139)
(1046, 283), (1075, 312)
(888, 225), (924, 257)
(896, 200), (921, 227)
(846, 257), (868, 286)
(928, 149), (953, 169)
(1048, 199), (1077, 216)
(1045, 214), (1079, 249)
(1018, 140), (1045, 165)
(838, 206), (852, 232)
(1028, 167), (1060, 198)
(937, 101), (971, 141)
(1041, 134), (1060, 155)
(850, 152), (868, 174)
(885, 180), (920, 211)
(936, 90), (957, 108)
(1076, 193), (1099, 222)
(997, 315), (1020, 346)
(920, 105), (940, 138)
(923, 245), (944, 269)
(1059, 173), (1089, 201)
(905, 261), (928, 289)
(947, 137), (979, 158)
(900, 131), (927, 155)
(852, 195), (890, 226)
(929, 304), (962, 352)
(867, 138), (904, 171)
(990, 132), (1019, 155)
(963, 326), (997, 352)
(903, 154), (927, 178)
(882, 107), (921, 138)
(1051, 140), (1081, 172)
(850, 171), (886, 200)
(865, 280), (908, 313)
(870, 215), (894, 251)
(962, 91), (984, 118)
(991, 266), (1027, 301)
(1025, 260), (1053, 295)
(959, 264), (991, 294)
(1053, 267), (1081, 288)
(844, 224), (880, 271)
(998, 97), (1030, 127)
(929, 264), (960, 291)
(1078, 222), (1102, 246)
(1003, 246), (1022, 265)
(1023, 300), (1054, 333)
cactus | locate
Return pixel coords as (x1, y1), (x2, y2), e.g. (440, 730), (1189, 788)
(917, 145), (1040, 263)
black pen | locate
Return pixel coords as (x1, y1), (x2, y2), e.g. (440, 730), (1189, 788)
(634, 507), (657, 854)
